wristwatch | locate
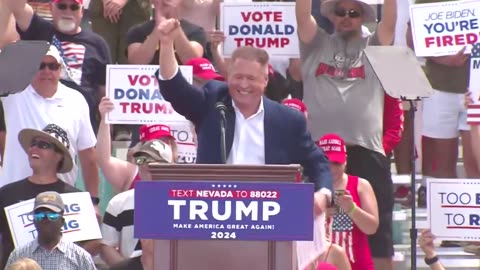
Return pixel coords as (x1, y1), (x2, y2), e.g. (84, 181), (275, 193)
(424, 256), (439, 265)
(91, 196), (100, 205)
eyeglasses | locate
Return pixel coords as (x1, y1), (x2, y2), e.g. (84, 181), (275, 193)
(34, 212), (61, 222)
(30, 139), (56, 150)
(135, 155), (156, 166)
(334, 8), (361, 18)
(39, 62), (61, 71)
(55, 3), (81, 11)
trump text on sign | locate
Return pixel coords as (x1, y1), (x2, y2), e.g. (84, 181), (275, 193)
(134, 181), (314, 241)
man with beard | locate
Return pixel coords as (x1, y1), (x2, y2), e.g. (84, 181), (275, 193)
(5, 191), (96, 269)
(295, 0), (398, 269)
(5, 0), (112, 133)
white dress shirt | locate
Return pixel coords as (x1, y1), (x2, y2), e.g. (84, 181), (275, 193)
(226, 98), (265, 165)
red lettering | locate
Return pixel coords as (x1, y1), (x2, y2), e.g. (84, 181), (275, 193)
(138, 75), (151, 86)
(240, 11), (282, 22)
(467, 33), (479, 44)
(131, 103), (141, 113)
(119, 102), (173, 114)
(233, 37), (290, 48)
(240, 12), (251, 22)
(425, 37), (435, 48)
(119, 102), (129, 113)
(442, 35), (453, 46)
(454, 34), (465, 45)
(127, 75), (139, 86)
(273, 11), (282, 22)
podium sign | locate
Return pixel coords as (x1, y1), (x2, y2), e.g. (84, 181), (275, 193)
(135, 181), (314, 241)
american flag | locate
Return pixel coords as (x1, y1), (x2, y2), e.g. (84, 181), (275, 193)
(51, 35), (85, 85)
(468, 43), (480, 125)
(327, 214), (355, 263)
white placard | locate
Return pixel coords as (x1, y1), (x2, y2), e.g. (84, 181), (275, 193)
(467, 42), (480, 124)
(220, 3), (299, 58)
(169, 121), (197, 164)
(105, 65), (193, 125)
(5, 192), (102, 248)
(427, 178), (480, 241)
(296, 214), (326, 270)
(364, 0), (383, 4)
(409, 0), (480, 56)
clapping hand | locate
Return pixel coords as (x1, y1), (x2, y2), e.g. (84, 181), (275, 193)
(208, 30), (226, 51)
(156, 18), (181, 44)
(102, 0), (127, 23)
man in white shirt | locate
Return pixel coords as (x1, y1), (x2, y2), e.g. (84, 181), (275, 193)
(155, 18), (333, 213)
(0, 45), (100, 207)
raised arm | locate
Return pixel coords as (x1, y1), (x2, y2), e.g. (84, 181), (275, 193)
(157, 18), (208, 125)
(295, 0), (319, 44)
(4, 0), (34, 31)
(173, 24), (205, 64)
(97, 97), (138, 191)
(0, 3), (19, 48)
(208, 30), (228, 77)
(376, 0), (397, 45)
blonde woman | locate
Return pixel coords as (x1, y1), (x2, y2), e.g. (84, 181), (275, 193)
(6, 258), (42, 270)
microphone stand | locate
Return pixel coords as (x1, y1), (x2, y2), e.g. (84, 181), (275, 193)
(219, 111), (227, 164)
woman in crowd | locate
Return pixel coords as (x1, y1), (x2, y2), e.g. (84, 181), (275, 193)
(96, 97), (178, 191)
(317, 134), (379, 270)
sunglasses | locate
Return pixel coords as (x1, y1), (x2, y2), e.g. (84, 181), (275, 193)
(334, 8), (361, 18)
(30, 139), (57, 151)
(39, 62), (61, 71)
(34, 212), (61, 222)
(134, 155), (156, 166)
(55, 3), (81, 11)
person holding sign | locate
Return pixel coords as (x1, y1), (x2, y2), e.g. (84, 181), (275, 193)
(155, 19), (334, 214)
(318, 134), (378, 270)
(5, 191), (96, 270)
(97, 96), (179, 192)
(407, 1), (480, 190)
(295, 0), (399, 268)
(0, 124), (99, 268)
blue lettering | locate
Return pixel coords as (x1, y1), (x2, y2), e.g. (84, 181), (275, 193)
(470, 214), (480, 226)
(63, 220), (80, 231)
(229, 25), (239, 35)
(474, 59), (480, 69)
(114, 88), (125, 99)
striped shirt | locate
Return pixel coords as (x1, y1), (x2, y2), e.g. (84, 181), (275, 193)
(102, 189), (142, 258)
(5, 237), (96, 270)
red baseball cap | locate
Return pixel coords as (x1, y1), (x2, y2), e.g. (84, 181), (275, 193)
(282, 98), (307, 113)
(316, 134), (347, 164)
(185, 58), (224, 81)
(139, 124), (175, 142)
(53, 0), (83, 4)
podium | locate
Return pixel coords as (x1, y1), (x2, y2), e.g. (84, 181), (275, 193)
(135, 164), (313, 270)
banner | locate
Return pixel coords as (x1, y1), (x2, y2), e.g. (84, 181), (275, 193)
(105, 65), (193, 124)
(135, 181), (314, 241)
(5, 192), (102, 248)
(409, 0), (480, 56)
(220, 3), (299, 57)
(467, 42), (480, 124)
(427, 178), (480, 241)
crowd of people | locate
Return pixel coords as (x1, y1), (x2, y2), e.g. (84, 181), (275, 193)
(0, 0), (478, 269)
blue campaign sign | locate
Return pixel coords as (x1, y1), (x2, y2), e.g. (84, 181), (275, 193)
(134, 181), (314, 241)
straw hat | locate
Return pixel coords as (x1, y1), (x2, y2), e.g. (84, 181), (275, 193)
(321, 0), (376, 23)
(18, 124), (73, 173)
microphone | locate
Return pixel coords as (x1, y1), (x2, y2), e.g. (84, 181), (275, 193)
(215, 102), (228, 164)
(215, 102), (228, 120)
